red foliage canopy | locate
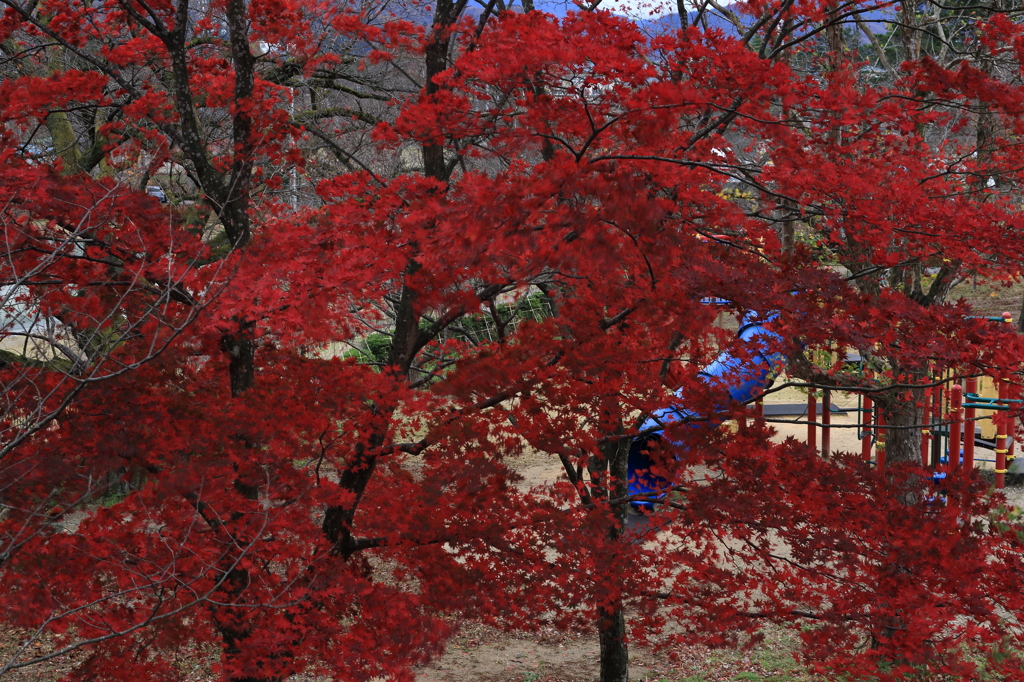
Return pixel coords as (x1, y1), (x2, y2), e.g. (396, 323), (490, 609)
(3, 0), (1024, 680)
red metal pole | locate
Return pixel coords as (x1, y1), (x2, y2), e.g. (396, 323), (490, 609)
(875, 404), (886, 472)
(996, 379), (1009, 490)
(807, 391), (817, 450)
(821, 388), (831, 459)
(948, 384), (963, 472)
(921, 387), (932, 468)
(1008, 384), (1017, 474)
(862, 395), (873, 462)
(964, 377), (977, 471)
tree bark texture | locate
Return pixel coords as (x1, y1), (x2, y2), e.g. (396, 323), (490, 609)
(878, 387), (922, 468)
(595, 424), (631, 682)
(598, 607), (629, 682)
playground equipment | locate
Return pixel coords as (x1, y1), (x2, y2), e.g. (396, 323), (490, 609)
(628, 310), (1023, 506)
(627, 312), (784, 503)
(883, 313), (1022, 488)
(922, 371), (1022, 488)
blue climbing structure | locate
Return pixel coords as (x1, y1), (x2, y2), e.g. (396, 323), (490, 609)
(628, 313), (785, 505)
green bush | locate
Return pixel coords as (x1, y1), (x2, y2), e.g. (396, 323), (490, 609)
(345, 293), (555, 365)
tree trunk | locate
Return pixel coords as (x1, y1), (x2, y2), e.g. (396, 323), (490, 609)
(823, 3), (846, 74)
(879, 388), (922, 468)
(223, 329), (255, 397)
(44, 47), (84, 175)
(598, 607), (629, 682)
(1018, 289), (1024, 334)
(593, 423), (631, 682)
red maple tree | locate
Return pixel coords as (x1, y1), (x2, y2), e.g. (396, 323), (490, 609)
(3, 0), (1024, 680)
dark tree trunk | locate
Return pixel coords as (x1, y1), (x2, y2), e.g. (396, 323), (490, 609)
(593, 423), (631, 682)
(598, 607), (629, 682)
(879, 388), (922, 468)
(1018, 291), (1024, 334)
(223, 329), (255, 397)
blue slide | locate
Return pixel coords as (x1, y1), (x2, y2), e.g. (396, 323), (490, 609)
(627, 313), (785, 505)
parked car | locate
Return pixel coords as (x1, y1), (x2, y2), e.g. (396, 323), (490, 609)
(146, 185), (168, 203)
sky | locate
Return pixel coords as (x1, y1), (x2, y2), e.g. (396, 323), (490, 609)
(534, 0), (736, 20)
(602, 0), (677, 16)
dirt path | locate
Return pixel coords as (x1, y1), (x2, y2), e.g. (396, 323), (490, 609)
(413, 620), (811, 682)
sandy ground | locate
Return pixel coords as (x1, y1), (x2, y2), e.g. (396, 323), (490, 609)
(412, 622), (805, 682)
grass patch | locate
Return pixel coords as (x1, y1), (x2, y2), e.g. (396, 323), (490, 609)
(669, 625), (817, 682)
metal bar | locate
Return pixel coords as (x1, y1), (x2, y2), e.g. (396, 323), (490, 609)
(862, 395), (873, 462)
(807, 391), (816, 451)
(964, 394), (1022, 405)
(875, 403), (886, 472)
(948, 383), (963, 472)
(1008, 382), (1017, 475)
(964, 377), (977, 471)
(821, 389), (831, 458)
(921, 387), (932, 469)
(996, 379), (1009, 490)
